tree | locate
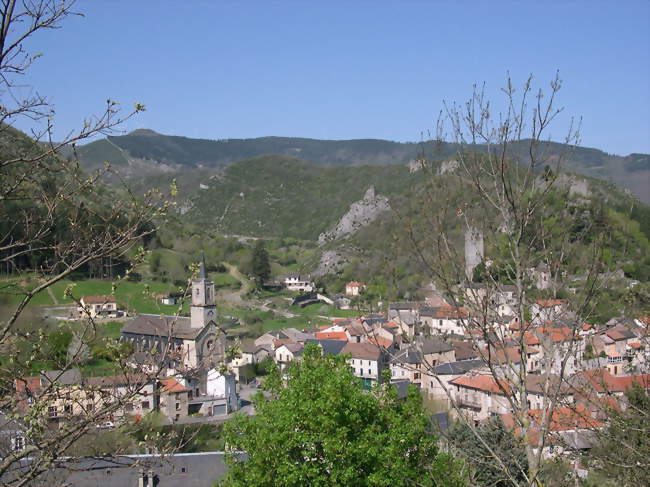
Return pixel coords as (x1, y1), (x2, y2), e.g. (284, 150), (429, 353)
(220, 344), (465, 487)
(585, 384), (650, 485)
(250, 240), (271, 288)
(0, 2), (178, 485)
(380, 73), (646, 486)
(446, 417), (528, 487)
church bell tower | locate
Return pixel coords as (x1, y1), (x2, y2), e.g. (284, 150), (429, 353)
(190, 254), (217, 328)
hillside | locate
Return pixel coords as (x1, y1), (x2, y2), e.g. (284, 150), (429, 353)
(75, 131), (650, 203)
(157, 155), (417, 240)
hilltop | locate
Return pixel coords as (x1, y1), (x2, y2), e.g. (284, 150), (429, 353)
(74, 131), (650, 203)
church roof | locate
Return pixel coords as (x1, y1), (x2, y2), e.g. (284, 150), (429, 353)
(121, 314), (205, 340)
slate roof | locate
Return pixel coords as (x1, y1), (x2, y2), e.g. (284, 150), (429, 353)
(2, 452), (245, 486)
(341, 342), (383, 361)
(452, 341), (479, 360)
(41, 369), (82, 386)
(390, 348), (423, 365)
(121, 314), (203, 340)
(419, 337), (454, 354)
(305, 339), (347, 356)
(432, 359), (484, 375)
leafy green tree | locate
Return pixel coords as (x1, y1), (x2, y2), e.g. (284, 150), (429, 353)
(250, 240), (271, 288)
(446, 417), (529, 487)
(585, 385), (650, 486)
(220, 344), (465, 487)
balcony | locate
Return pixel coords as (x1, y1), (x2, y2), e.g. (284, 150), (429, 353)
(457, 396), (482, 410)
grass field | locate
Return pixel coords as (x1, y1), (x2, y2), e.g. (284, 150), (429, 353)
(1, 271), (239, 315)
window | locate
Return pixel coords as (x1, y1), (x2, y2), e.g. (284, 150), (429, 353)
(181, 467), (187, 473)
(124, 403), (134, 412)
(64, 404), (73, 415)
(142, 401), (150, 409)
(12, 436), (25, 451)
(195, 288), (199, 296)
(48, 406), (58, 418)
(414, 373), (420, 380)
(367, 369), (371, 375)
(175, 402), (181, 411)
(86, 403), (94, 411)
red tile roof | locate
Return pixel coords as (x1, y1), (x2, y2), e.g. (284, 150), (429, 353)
(579, 369), (650, 394)
(367, 336), (392, 349)
(315, 331), (348, 341)
(450, 374), (511, 395)
(535, 299), (565, 308)
(159, 378), (188, 393)
(430, 305), (469, 319)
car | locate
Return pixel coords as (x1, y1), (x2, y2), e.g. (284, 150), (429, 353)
(96, 421), (115, 429)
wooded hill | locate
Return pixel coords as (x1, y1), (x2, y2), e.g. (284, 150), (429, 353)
(74, 130), (650, 203)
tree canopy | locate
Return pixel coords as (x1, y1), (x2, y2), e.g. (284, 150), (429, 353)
(220, 344), (465, 487)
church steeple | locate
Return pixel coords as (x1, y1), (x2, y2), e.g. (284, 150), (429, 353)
(191, 253), (216, 328)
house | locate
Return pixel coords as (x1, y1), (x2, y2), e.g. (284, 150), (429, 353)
(14, 370), (198, 424)
(345, 281), (364, 296)
(573, 369), (650, 398)
(390, 348), (425, 386)
(419, 305), (469, 336)
(158, 378), (189, 422)
(500, 405), (602, 459)
(418, 337), (456, 366)
(449, 373), (512, 421)
(78, 295), (119, 319)
(530, 299), (567, 325)
(283, 273), (314, 292)
(422, 359), (484, 402)
(388, 302), (422, 338)
(274, 342), (304, 370)
(341, 342), (387, 389)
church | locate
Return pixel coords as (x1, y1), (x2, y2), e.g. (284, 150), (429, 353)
(120, 257), (237, 414)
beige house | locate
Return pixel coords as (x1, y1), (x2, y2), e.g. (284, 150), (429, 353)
(345, 281), (364, 296)
(422, 359), (484, 403)
(78, 295), (118, 319)
(449, 373), (512, 421)
(15, 370), (190, 424)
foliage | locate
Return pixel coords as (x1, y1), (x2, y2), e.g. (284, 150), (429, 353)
(250, 240), (271, 288)
(446, 418), (529, 487)
(220, 344), (465, 487)
(585, 385), (650, 486)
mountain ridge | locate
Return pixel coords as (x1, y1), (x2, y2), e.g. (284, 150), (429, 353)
(75, 130), (650, 203)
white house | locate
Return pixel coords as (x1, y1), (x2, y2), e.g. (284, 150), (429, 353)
(78, 295), (119, 319)
(342, 342), (386, 389)
(283, 274), (314, 292)
(274, 343), (304, 370)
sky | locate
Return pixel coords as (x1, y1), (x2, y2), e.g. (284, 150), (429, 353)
(13, 0), (650, 155)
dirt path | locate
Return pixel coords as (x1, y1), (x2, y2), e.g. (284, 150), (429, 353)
(46, 287), (59, 305)
(219, 262), (251, 305)
(218, 263), (297, 319)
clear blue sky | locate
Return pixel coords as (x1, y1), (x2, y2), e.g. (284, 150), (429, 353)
(16, 0), (650, 155)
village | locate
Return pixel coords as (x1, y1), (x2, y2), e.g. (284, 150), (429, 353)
(5, 237), (648, 482)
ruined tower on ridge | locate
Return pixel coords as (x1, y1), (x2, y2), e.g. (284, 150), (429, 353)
(464, 227), (484, 281)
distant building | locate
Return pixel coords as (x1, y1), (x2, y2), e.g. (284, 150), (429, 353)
(345, 281), (364, 296)
(78, 295), (119, 319)
(283, 273), (314, 292)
